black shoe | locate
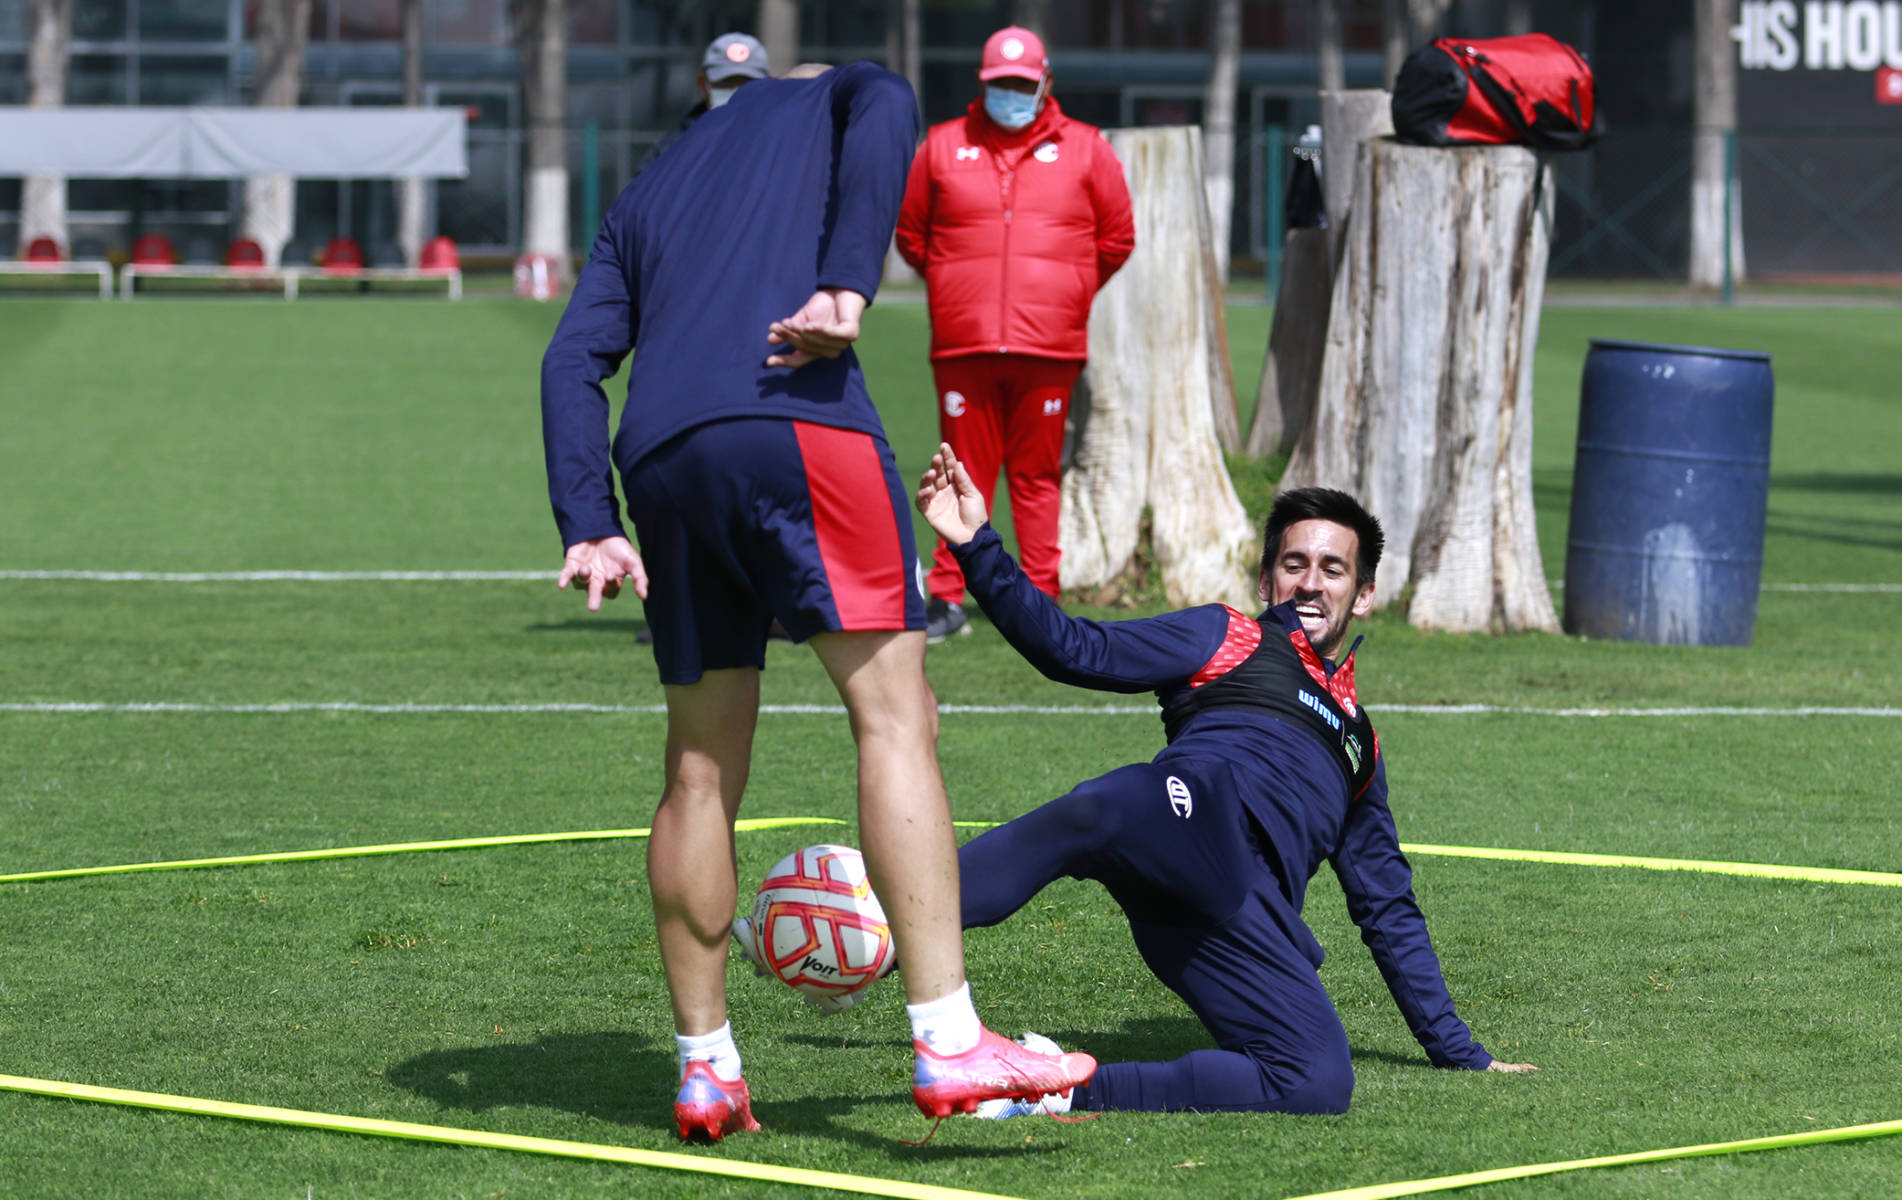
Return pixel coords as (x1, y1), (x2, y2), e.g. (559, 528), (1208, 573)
(925, 597), (970, 643)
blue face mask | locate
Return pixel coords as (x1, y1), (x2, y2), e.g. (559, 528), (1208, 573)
(983, 85), (1040, 130)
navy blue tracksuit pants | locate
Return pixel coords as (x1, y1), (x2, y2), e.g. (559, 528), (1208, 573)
(959, 758), (1355, 1114)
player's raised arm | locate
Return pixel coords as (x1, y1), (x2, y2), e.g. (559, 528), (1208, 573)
(917, 444), (1227, 693)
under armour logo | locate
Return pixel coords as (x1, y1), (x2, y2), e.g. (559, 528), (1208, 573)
(1042, 397), (1063, 416)
(943, 390), (966, 417)
(1166, 776), (1193, 818)
(956, 146), (981, 161)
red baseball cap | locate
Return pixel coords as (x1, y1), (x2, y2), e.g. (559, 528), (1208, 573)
(979, 26), (1048, 82)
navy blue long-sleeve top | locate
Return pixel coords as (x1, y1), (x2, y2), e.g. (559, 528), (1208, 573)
(539, 62), (922, 548)
(954, 526), (1491, 1070)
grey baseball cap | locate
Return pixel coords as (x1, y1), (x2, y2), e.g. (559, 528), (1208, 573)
(702, 33), (769, 82)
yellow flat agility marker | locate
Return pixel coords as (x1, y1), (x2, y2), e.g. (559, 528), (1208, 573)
(0, 1073), (1024, 1200)
(0, 817), (844, 884)
(1282, 1116), (1902, 1199)
(1401, 843), (1902, 888)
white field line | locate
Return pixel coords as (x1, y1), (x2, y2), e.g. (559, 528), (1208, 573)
(0, 701), (1896, 717)
(1, 571), (1898, 593)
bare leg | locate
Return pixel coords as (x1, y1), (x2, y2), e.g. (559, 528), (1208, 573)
(649, 667), (761, 1036)
(808, 629), (965, 1004)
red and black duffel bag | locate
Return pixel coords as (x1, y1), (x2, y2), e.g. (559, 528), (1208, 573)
(1392, 33), (1598, 151)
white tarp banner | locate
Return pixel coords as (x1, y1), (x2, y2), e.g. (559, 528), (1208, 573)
(0, 110), (185, 177)
(0, 108), (468, 178)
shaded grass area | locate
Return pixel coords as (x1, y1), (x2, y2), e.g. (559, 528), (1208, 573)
(2, 298), (1900, 1197)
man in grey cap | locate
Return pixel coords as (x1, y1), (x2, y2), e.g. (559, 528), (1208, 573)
(637, 33), (771, 173)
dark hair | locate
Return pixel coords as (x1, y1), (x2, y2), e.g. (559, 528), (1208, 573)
(1260, 487), (1385, 584)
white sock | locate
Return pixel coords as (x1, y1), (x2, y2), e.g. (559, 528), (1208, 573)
(677, 1022), (743, 1082)
(906, 981), (983, 1056)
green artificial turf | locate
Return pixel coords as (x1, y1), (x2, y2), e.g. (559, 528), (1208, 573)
(1, 296), (1899, 1199)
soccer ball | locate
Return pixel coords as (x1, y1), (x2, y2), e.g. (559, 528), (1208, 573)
(748, 844), (896, 1007)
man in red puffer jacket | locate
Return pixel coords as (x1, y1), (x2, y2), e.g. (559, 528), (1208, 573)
(897, 24), (1135, 642)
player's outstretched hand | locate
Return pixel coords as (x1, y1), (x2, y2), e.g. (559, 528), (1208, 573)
(1486, 1060), (1538, 1074)
(915, 442), (990, 547)
(558, 535), (648, 611)
(766, 287), (867, 368)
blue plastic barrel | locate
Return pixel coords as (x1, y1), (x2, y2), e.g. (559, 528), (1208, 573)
(1562, 339), (1774, 646)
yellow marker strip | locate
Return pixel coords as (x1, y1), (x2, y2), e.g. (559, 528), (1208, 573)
(0, 1073), (1023, 1200)
(1400, 843), (1902, 888)
(1282, 1116), (1902, 1200)
(0, 817), (844, 884)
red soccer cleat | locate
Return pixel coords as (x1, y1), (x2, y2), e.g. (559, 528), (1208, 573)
(673, 1061), (763, 1141)
(910, 1027), (1097, 1118)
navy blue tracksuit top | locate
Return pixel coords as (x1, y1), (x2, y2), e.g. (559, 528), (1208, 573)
(953, 526), (1491, 1070)
(540, 62), (922, 549)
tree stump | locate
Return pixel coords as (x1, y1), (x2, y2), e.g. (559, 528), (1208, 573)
(1246, 91), (1390, 459)
(1282, 137), (1559, 635)
(1245, 226), (1328, 458)
(1061, 126), (1256, 609)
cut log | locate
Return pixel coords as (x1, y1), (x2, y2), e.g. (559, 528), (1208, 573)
(1319, 89), (1392, 265)
(1282, 137), (1559, 634)
(1246, 91), (1386, 462)
(1061, 126), (1256, 608)
(1245, 226), (1329, 458)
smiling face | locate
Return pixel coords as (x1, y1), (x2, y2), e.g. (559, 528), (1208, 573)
(1257, 518), (1376, 660)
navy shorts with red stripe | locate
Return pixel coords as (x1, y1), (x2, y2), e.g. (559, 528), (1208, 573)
(622, 417), (926, 684)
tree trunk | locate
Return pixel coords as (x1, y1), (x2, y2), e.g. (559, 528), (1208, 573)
(1320, 89), (1392, 265)
(396, 0), (426, 267)
(1316, 0), (1345, 92)
(1282, 138), (1559, 634)
(243, 0), (311, 267)
(882, 0), (921, 286)
(1202, 0), (1241, 283)
(1689, 0), (1743, 289)
(1245, 225), (1329, 458)
(1380, 0), (1407, 88)
(515, 0), (571, 283)
(1062, 127), (1255, 608)
(21, 0), (71, 258)
(1011, 0), (1050, 35)
(1407, 0), (1451, 42)
(757, 0), (798, 76)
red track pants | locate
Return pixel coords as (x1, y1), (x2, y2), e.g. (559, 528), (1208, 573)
(926, 354), (1082, 604)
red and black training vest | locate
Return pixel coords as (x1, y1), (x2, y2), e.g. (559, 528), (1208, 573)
(1160, 601), (1380, 800)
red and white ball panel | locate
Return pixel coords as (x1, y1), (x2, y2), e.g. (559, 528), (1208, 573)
(750, 844), (896, 1000)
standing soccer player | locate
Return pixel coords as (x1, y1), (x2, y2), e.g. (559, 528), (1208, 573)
(539, 62), (1094, 1140)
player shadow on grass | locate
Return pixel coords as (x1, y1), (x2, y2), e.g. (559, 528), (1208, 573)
(386, 1031), (676, 1127)
(384, 1031), (1062, 1155)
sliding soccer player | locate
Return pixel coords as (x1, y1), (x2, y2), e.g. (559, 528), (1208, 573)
(916, 447), (1535, 1115)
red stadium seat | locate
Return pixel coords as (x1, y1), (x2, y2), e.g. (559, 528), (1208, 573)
(130, 234), (176, 268)
(320, 237), (365, 275)
(225, 237), (266, 270)
(419, 236), (460, 272)
(22, 236), (63, 263)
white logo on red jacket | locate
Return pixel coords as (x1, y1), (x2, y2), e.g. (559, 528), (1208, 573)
(956, 146), (981, 161)
(943, 390), (966, 417)
(1033, 142), (1058, 163)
